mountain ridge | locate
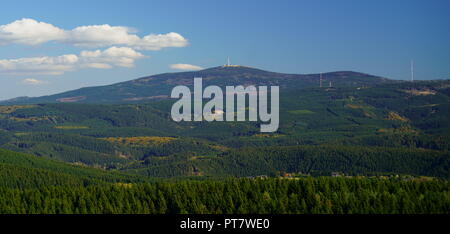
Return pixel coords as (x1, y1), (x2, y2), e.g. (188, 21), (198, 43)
(1, 66), (393, 104)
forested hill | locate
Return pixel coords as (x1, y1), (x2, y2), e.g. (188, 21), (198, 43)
(0, 66), (391, 104)
(0, 78), (449, 178)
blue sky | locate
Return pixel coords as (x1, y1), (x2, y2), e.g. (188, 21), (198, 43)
(0, 0), (449, 100)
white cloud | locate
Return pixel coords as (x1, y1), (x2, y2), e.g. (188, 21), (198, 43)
(80, 46), (146, 68)
(170, 63), (203, 70)
(0, 18), (188, 50)
(134, 32), (188, 50)
(65, 24), (140, 48)
(0, 18), (66, 45)
(83, 63), (112, 69)
(21, 78), (48, 85)
(0, 47), (145, 75)
(0, 54), (78, 75)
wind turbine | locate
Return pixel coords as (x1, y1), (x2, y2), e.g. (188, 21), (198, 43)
(320, 73), (323, 88)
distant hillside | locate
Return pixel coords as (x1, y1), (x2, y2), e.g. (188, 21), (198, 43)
(0, 66), (393, 104)
(0, 79), (449, 178)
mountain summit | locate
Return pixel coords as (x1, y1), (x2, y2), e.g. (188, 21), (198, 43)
(1, 66), (390, 104)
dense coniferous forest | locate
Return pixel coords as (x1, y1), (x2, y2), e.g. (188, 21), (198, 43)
(0, 178), (448, 214)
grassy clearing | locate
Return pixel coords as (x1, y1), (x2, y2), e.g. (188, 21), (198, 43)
(54, 126), (90, 130)
(100, 136), (176, 146)
(0, 105), (35, 114)
(288, 109), (315, 115)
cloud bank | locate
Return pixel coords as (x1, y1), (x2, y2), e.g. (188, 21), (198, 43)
(0, 18), (188, 50)
(0, 47), (145, 75)
(170, 63), (203, 70)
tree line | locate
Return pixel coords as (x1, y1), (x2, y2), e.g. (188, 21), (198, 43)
(0, 178), (448, 214)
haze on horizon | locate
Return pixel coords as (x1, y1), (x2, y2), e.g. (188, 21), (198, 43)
(0, 0), (449, 100)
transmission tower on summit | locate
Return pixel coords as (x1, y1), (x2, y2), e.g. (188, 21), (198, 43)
(223, 57), (242, 68)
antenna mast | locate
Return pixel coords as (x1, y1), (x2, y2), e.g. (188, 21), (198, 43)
(227, 57), (230, 66)
(410, 60), (414, 82)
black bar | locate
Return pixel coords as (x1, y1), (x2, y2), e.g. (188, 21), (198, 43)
(0, 214), (447, 233)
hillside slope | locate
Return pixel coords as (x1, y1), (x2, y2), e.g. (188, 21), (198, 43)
(0, 148), (147, 188)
